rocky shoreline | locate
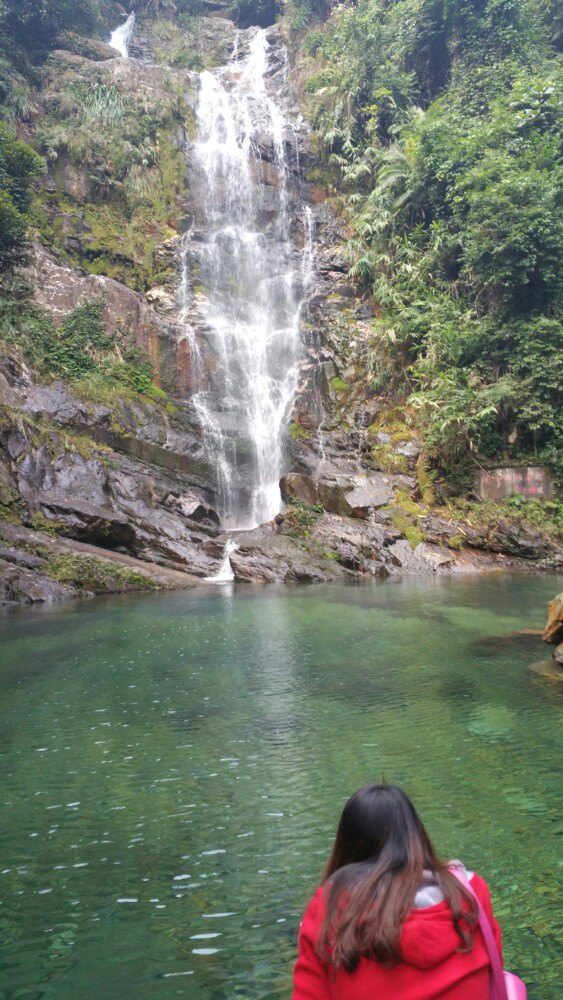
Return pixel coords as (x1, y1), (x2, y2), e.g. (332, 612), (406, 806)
(2, 336), (560, 607)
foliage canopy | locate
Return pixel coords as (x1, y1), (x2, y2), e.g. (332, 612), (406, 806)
(290, 0), (562, 485)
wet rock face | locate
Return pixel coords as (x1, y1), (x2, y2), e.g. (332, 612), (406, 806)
(225, 505), (531, 584)
(0, 557), (77, 605)
(162, 492), (220, 527)
(0, 363), (224, 583)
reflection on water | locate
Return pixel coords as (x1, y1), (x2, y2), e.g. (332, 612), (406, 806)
(0, 575), (561, 999)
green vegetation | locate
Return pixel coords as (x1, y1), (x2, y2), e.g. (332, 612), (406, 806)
(288, 0), (563, 490)
(31, 56), (186, 290)
(140, 0), (280, 29)
(46, 552), (159, 592)
(0, 0), (104, 56)
(0, 0), (188, 289)
(0, 286), (158, 399)
(285, 496), (324, 536)
(29, 512), (66, 536)
(440, 494), (563, 548)
(371, 445), (408, 475)
(289, 421), (311, 440)
(386, 486), (426, 549)
(0, 124), (44, 272)
(330, 375), (349, 395)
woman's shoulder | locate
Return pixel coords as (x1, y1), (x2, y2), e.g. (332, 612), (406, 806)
(301, 886), (326, 927)
(448, 859), (475, 880)
(449, 860), (494, 903)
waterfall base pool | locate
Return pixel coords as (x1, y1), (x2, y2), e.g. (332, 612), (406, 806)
(0, 575), (561, 999)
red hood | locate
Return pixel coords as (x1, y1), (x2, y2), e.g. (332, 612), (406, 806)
(400, 902), (464, 969)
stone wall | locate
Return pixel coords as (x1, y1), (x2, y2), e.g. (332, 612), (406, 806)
(474, 467), (554, 501)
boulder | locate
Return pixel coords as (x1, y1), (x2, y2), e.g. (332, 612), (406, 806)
(309, 513), (392, 575)
(0, 558), (77, 605)
(543, 593), (563, 644)
(553, 643), (563, 666)
(36, 497), (137, 548)
(145, 286), (176, 312)
(229, 524), (346, 583)
(345, 476), (396, 519)
(163, 492), (220, 526)
(388, 539), (455, 573)
(280, 471), (395, 520)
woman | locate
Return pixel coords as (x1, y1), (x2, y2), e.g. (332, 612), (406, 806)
(292, 784), (502, 1000)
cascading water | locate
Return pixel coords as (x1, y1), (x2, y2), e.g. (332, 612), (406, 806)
(206, 537), (239, 583)
(182, 28), (313, 529)
(109, 12), (135, 58)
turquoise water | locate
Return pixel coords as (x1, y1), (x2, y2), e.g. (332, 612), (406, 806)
(0, 575), (561, 999)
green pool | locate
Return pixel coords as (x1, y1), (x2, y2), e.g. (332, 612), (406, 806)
(0, 575), (561, 999)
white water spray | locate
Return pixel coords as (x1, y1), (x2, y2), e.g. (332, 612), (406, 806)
(302, 206), (316, 291)
(109, 12), (135, 58)
(182, 29), (311, 529)
(206, 538), (239, 583)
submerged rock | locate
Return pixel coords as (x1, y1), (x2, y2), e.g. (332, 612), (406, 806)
(530, 658), (563, 684)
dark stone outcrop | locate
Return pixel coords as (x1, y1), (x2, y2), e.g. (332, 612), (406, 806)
(0, 362), (224, 585)
(0, 519), (200, 606)
(226, 509), (528, 585)
(35, 497), (137, 548)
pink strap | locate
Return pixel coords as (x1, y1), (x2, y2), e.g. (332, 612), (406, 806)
(449, 869), (507, 1000)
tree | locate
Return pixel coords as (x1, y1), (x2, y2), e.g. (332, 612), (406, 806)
(0, 124), (44, 272)
(0, 0), (102, 55)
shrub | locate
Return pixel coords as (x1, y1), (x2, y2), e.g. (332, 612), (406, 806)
(0, 124), (44, 272)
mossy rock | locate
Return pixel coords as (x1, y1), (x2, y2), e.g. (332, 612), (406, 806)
(289, 422), (311, 440)
(46, 553), (159, 593)
(56, 32), (116, 61)
(372, 445), (408, 475)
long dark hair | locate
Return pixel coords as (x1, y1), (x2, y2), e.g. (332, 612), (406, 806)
(317, 784), (478, 972)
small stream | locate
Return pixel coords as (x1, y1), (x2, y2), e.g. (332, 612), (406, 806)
(0, 575), (561, 998)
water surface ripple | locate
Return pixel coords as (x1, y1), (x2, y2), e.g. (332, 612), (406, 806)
(0, 576), (561, 998)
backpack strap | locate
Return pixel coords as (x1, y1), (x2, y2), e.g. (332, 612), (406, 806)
(449, 868), (507, 1000)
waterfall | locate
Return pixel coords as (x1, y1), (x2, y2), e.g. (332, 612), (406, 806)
(182, 28), (312, 530)
(109, 12), (135, 58)
(206, 538), (239, 583)
(302, 206), (316, 292)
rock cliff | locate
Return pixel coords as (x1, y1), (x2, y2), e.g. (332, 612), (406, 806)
(1, 10), (561, 604)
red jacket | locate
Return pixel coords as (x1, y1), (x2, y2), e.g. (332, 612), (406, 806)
(292, 873), (502, 1000)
